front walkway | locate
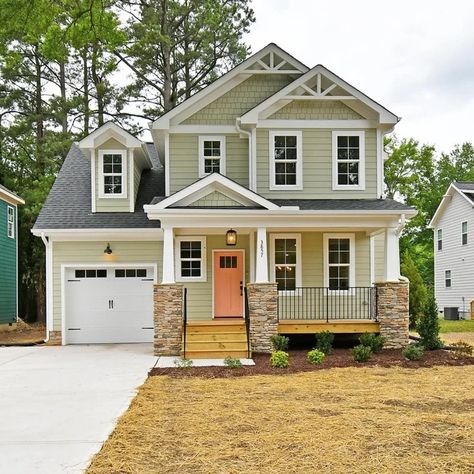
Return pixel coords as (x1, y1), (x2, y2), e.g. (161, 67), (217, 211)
(0, 344), (155, 474)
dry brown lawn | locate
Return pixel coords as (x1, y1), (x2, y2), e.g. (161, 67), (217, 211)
(442, 332), (474, 346)
(88, 366), (474, 474)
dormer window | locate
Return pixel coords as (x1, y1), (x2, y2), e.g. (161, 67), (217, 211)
(199, 136), (226, 178)
(332, 131), (365, 191)
(99, 150), (127, 198)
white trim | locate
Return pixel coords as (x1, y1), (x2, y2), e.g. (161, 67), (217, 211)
(269, 233), (302, 295)
(78, 122), (143, 150)
(258, 119), (377, 129)
(212, 249), (245, 318)
(15, 205), (19, 322)
(369, 235), (375, 285)
(251, 127), (257, 192)
(98, 149), (128, 199)
(332, 131), (366, 191)
(198, 136), (226, 178)
(376, 129), (383, 198)
(429, 183), (474, 228)
(7, 205), (14, 239)
(323, 233), (356, 291)
(164, 132), (170, 196)
(175, 236), (207, 282)
(31, 228), (162, 241)
(129, 149), (134, 212)
(0, 188), (24, 205)
(269, 130), (303, 191)
(60, 262), (158, 345)
(45, 238), (53, 332)
(249, 230), (255, 283)
(91, 150), (96, 213)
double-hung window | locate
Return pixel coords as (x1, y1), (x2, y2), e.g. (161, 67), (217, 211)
(270, 234), (301, 294)
(324, 234), (355, 291)
(445, 270), (452, 288)
(175, 237), (206, 282)
(198, 136), (226, 177)
(332, 131), (365, 190)
(7, 206), (14, 239)
(99, 150), (127, 198)
(269, 131), (302, 190)
(437, 229), (443, 251)
(462, 221), (468, 245)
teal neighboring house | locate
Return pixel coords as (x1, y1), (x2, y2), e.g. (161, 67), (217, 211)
(0, 184), (25, 329)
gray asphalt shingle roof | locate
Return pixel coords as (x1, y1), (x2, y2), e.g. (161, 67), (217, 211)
(270, 198), (414, 211)
(454, 181), (474, 191)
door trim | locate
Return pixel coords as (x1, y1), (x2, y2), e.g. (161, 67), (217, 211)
(61, 262), (158, 345)
(212, 249), (245, 319)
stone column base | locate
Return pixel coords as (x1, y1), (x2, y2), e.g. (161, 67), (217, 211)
(47, 331), (62, 345)
(154, 284), (183, 356)
(375, 281), (409, 349)
(247, 283), (278, 353)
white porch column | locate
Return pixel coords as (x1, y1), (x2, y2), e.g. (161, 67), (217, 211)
(161, 227), (175, 284)
(255, 227), (269, 283)
(384, 227), (400, 281)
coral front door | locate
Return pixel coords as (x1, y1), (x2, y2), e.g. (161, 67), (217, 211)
(214, 251), (244, 317)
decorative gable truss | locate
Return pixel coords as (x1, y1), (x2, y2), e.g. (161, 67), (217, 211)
(243, 50), (305, 75)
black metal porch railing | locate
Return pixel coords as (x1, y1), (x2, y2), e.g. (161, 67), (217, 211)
(244, 287), (251, 358)
(277, 287), (377, 321)
(182, 287), (188, 358)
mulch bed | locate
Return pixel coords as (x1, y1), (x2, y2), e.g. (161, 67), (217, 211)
(149, 348), (474, 378)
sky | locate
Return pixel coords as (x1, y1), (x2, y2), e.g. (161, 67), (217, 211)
(245, 0), (474, 154)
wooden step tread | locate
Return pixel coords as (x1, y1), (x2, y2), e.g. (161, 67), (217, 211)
(187, 319), (245, 326)
(183, 350), (250, 359)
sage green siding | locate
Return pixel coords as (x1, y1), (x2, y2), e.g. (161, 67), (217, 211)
(169, 134), (248, 193)
(0, 200), (17, 324)
(269, 100), (364, 120)
(182, 74), (294, 125)
(256, 128), (377, 198)
(52, 241), (162, 330)
(187, 191), (243, 207)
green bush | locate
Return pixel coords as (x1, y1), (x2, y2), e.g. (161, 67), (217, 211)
(307, 349), (325, 365)
(270, 351), (289, 368)
(402, 344), (424, 361)
(359, 333), (385, 353)
(224, 357), (243, 369)
(352, 344), (372, 362)
(270, 334), (289, 351)
(417, 293), (443, 350)
(315, 331), (334, 355)
(173, 358), (193, 368)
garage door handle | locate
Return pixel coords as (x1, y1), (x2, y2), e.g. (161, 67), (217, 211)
(108, 299), (114, 309)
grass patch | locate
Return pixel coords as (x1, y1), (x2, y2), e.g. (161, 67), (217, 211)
(439, 318), (474, 333)
(88, 366), (474, 473)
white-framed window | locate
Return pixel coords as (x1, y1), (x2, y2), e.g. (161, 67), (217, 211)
(437, 229), (443, 251)
(445, 270), (452, 288)
(175, 236), (207, 282)
(198, 136), (226, 178)
(269, 234), (302, 294)
(269, 131), (303, 190)
(7, 205), (14, 239)
(462, 221), (468, 245)
(332, 131), (365, 190)
(98, 149), (127, 198)
(323, 233), (355, 291)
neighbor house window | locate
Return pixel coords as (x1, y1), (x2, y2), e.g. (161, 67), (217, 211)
(445, 270), (452, 288)
(175, 237), (206, 282)
(7, 206), (14, 239)
(332, 131), (365, 190)
(324, 234), (355, 291)
(462, 221), (468, 245)
(437, 229), (443, 251)
(269, 131), (303, 190)
(198, 136), (226, 177)
(99, 150), (127, 198)
(270, 234), (301, 293)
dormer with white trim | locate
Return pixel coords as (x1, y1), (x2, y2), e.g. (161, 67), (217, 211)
(78, 122), (153, 213)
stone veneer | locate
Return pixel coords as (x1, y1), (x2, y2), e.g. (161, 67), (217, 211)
(375, 281), (409, 349)
(247, 283), (278, 353)
(154, 284), (183, 356)
(47, 331), (62, 345)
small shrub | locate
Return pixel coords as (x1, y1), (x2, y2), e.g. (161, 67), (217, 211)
(315, 331), (334, 355)
(359, 333), (385, 353)
(352, 344), (372, 362)
(402, 344), (424, 361)
(417, 293), (443, 350)
(307, 349), (325, 365)
(270, 334), (289, 351)
(270, 351), (289, 368)
(224, 357), (243, 369)
(451, 341), (473, 359)
(173, 358), (193, 368)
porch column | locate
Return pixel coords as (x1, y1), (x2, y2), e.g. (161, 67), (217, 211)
(162, 227), (175, 284)
(255, 227), (269, 283)
(384, 227), (400, 281)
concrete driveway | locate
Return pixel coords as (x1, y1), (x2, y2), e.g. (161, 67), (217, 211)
(0, 344), (156, 473)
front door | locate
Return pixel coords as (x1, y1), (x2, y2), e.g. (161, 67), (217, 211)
(213, 251), (244, 317)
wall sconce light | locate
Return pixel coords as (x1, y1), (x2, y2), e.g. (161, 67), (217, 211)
(104, 243), (113, 255)
(226, 229), (237, 246)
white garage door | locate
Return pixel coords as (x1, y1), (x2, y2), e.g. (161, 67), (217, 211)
(65, 266), (155, 344)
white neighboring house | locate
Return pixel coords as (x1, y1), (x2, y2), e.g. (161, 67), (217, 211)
(429, 182), (474, 319)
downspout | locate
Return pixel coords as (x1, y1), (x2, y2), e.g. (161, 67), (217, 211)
(235, 118), (253, 191)
(40, 232), (50, 343)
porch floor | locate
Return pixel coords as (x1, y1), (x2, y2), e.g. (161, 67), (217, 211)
(278, 319), (380, 334)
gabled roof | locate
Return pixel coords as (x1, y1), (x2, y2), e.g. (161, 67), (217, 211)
(240, 64), (399, 125)
(429, 182), (474, 228)
(78, 121), (143, 149)
(0, 184), (25, 205)
(151, 43), (308, 130)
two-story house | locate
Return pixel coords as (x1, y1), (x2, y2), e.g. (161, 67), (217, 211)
(430, 182), (474, 319)
(0, 184), (24, 330)
(33, 43), (415, 356)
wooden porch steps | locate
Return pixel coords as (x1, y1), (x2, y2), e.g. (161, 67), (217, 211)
(183, 319), (250, 359)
